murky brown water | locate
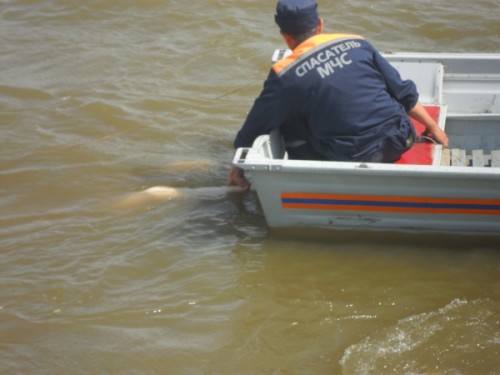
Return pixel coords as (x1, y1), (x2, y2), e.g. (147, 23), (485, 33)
(1, 1), (499, 374)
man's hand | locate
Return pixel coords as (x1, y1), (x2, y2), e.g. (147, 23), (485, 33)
(227, 166), (251, 191)
(409, 102), (449, 148)
(425, 125), (449, 148)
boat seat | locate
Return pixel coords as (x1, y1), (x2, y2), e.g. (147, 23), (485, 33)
(396, 105), (446, 165)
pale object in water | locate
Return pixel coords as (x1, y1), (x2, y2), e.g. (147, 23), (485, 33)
(112, 185), (246, 210)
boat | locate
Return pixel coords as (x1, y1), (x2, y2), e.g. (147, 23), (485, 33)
(232, 51), (500, 234)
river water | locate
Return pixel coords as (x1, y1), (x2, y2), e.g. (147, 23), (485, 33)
(1, 1), (499, 374)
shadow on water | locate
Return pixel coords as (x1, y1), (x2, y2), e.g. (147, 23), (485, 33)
(270, 225), (500, 251)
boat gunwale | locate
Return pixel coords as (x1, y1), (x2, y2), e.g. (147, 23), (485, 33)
(238, 161), (500, 179)
(235, 147), (500, 179)
(382, 51), (500, 61)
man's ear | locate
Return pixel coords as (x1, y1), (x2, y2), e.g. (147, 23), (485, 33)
(318, 17), (324, 33)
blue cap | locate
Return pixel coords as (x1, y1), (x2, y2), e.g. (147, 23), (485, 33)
(274, 0), (319, 36)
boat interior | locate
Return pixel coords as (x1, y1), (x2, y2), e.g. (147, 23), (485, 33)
(239, 52), (500, 169)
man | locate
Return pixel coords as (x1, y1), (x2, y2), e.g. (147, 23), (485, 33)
(227, 0), (448, 190)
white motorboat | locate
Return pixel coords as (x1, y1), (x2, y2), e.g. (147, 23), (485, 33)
(233, 52), (500, 234)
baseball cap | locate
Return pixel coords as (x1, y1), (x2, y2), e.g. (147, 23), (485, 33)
(274, 0), (319, 35)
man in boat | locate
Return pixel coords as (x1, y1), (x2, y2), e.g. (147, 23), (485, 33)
(227, 0), (449, 190)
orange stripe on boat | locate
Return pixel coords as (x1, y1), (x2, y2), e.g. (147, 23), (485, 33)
(281, 192), (500, 216)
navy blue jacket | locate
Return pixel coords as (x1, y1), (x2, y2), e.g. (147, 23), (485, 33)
(234, 34), (419, 161)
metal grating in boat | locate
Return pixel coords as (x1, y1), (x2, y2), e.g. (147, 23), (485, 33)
(441, 149), (500, 167)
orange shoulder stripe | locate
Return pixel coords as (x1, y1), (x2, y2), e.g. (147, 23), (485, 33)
(272, 33), (364, 75)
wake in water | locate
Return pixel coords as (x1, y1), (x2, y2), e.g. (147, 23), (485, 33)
(339, 298), (499, 374)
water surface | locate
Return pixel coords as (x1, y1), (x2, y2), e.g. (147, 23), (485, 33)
(1, 1), (499, 374)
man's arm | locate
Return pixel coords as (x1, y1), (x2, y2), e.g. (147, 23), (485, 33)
(228, 70), (284, 190)
(233, 70), (282, 148)
(371, 46), (449, 147)
(408, 102), (449, 147)
(372, 47), (419, 112)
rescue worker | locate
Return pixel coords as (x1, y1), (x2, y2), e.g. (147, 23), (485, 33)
(227, 0), (448, 190)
